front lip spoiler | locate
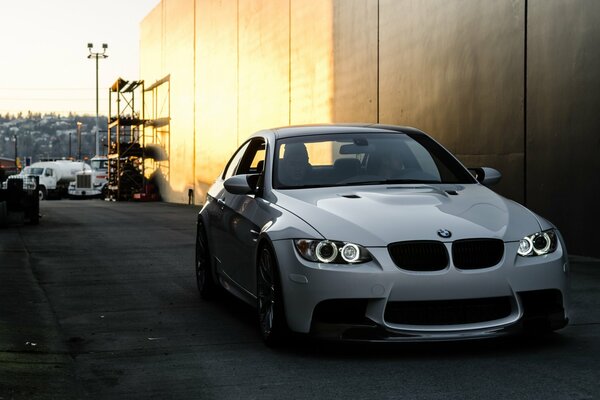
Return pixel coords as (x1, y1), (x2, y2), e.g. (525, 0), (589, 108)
(309, 313), (569, 342)
(310, 321), (522, 343)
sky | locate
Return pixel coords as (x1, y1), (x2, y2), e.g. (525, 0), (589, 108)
(0, 0), (161, 116)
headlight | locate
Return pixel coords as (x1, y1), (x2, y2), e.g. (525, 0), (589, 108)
(517, 229), (558, 256)
(294, 239), (372, 264)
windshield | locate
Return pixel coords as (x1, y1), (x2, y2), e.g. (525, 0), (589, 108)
(273, 132), (476, 189)
(22, 167), (44, 176)
(91, 159), (108, 171)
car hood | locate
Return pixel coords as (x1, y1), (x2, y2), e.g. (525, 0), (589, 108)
(272, 184), (541, 246)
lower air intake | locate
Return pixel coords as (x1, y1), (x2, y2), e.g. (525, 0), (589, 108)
(384, 297), (513, 325)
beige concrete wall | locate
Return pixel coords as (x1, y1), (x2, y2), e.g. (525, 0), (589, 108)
(290, 0), (334, 125)
(194, 0), (334, 201)
(238, 0), (291, 138)
(195, 0), (239, 198)
(139, 0), (600, 256)
(140, 4), (163, 83)
(162, 0), (196, 203)
(142, 0), (526, 203)
(141, 0), (196, 204)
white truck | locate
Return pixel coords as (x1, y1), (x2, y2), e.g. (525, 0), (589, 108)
(13, 160), (91, 200)
(68, 156), (108, 198)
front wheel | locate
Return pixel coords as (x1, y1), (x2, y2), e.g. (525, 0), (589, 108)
(257, 245), (288, 346)
(196, 223), (219, 299)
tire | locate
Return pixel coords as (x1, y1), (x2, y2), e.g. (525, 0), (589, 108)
(257, 245), (288, 346)
(101, 185), (108, 200)
(38, 186), (47, 201)
(0, 201), (7, 228)
(195, 222), (219, 299)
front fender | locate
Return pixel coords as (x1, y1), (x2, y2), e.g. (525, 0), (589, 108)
(259, 203), (322, 242)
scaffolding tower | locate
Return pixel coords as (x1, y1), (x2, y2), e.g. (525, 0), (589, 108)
(106, 78), (145, 201)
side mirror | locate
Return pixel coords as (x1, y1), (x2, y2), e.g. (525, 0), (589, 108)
(469, 167), (502, 187)
(224, 174), (260, 195)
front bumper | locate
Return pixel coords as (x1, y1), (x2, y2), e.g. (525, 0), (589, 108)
(272, 240), (569, 341)
(68, 187), (102, 197)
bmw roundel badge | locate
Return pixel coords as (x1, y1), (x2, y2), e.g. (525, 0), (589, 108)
(437, 229), (452, 238)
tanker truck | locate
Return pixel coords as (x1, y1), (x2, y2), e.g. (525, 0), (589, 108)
(13, 160), (91, 200)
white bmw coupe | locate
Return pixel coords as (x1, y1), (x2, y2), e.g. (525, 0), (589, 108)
(195, 124), (569, 345)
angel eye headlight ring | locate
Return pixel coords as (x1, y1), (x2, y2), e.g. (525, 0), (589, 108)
(293, 239), (372, 264)
(315, 240), (338, 263)
(341, 243), (360, 263)
(517, 229), (557, 257)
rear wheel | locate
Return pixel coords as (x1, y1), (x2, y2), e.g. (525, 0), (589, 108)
(196, 222), (218, 299)
(38, 186), (47, 201)
(257, 245), (288, 346)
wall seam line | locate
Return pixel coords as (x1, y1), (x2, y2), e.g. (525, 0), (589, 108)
(377, 0), (380, 123)
(524, 0), (528, 206)
(193, 0), (197, 203)
(289, 0), (292, 125)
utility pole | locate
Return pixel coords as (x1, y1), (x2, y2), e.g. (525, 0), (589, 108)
(87, 43), (108, 157)
(77, 122), (82, 160)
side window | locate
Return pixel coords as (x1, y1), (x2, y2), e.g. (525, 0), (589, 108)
(249, 148), (266, 172)
(236, 138), (266, 175)
(222, 138), (266, 180)
(222, 141), (251, 180)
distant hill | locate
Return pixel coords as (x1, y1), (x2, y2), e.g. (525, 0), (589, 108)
(0, 113), (108, 163)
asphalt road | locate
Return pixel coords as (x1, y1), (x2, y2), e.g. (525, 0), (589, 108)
(1, 200), (599, 400)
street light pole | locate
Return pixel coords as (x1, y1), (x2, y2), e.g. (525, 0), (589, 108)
(77, 122), (82, 160)
(87, 43), (108, 157)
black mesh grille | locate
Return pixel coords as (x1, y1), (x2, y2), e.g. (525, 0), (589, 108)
(452, 239), (504, 269)
(388, 241), (449, 271)
(384, 297), (512, 325)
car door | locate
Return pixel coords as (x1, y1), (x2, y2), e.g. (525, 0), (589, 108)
(206, 140), (252, 283)
(220, 138), (271, 294)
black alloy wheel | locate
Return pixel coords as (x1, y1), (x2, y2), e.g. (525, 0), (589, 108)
(257, 245), (288, 346)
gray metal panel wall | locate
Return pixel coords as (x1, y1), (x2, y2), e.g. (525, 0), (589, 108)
(140, 0), (600, 256)
(527, 0), (600, 257)
(378, 0), (525, 203)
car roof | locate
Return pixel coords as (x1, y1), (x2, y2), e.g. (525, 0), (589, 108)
(266, 123), (427, 140)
